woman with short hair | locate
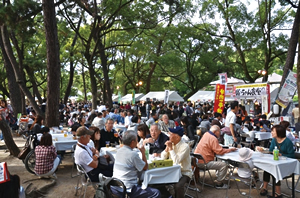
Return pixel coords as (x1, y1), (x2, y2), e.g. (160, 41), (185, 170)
(260, 125), (294, 198)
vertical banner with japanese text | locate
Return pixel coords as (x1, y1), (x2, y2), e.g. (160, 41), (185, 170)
(275, 70), (297, 108)
(164, 90), (170, 104)
(213, 84), (225, 114)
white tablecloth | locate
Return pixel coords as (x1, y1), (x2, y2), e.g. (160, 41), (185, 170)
(101, 147), (181, 189)
(217, 150), (300, 183)
(51, 134), (77, 151)
(253, 131), (272, 141)
(142, 165), (181, 189)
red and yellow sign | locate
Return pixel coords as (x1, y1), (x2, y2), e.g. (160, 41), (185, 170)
(214, 84), (225, 114)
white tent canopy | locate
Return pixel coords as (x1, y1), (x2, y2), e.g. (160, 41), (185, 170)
(188, 91), (215, 102)
(112, 94), (119, 102)
(140, 91), (184, 102)
(209, 77), (245, 85)
(121, 93), (144, 103)
(255, 73), (282, 84)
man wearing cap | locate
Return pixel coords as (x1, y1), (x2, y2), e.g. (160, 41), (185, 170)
(143, 123), (169, 156)
(194, 125), (236, 189)
(74, 126), (113, 182)
(161, 126), (192, 198)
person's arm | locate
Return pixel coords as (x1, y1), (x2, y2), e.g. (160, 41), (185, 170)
(138, 145), (148, 170)
(168, 142), (189, 165)
(230, 123), (237, 142)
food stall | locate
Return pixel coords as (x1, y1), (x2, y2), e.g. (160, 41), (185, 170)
(233, 83), (270, 115)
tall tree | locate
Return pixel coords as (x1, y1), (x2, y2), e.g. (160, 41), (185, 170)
(43, 0), (61, 126)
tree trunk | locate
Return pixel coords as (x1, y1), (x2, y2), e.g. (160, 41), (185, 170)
(0, 32), (23, 117)
(88, 65), (98, 110)
(82, 66), (87, 102)
(281, 3), (300, 86)
(63, 17), (81, 104)
(43, 0), (61, 127)
(1, 25), (43, 116)
(0, 115), (19, 156)
(99, 41), (113, 108)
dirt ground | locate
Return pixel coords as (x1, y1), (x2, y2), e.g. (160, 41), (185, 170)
(0, 135), (299, 198)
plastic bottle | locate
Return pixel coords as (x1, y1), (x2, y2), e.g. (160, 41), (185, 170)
(145, 143), (149, 160)
(273, 146), (279, 160)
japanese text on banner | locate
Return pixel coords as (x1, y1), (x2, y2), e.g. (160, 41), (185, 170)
(214, 84), (225, 114)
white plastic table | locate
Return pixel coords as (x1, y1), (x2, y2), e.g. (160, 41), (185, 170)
(217, 150), (300, 197)
(51, 133), (77, 151)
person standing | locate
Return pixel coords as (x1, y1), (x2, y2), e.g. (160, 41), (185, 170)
(223, 101), (239, 146)
(292, 104), (299, 124)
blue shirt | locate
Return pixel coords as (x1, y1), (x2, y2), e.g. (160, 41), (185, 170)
(269, 138), (295, 158)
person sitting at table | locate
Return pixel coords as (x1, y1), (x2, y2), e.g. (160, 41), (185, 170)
(180, 116), (195, 141)
(88, 126), (101, 150)
(259, 125), (295, 198)
(146, 112), (158, 127)
(237, 148), (259, 184)
(137, 124), (150, 143)
(74, 126), (112, 182)
(161, 126), (192, 198)
(143, 123), (169, 157)
(242, 116), (253, 132)
(158, 114), (175, 132)
(127, 115), (139, 133)
(260, 114), (271, 128)
(279, 120), (296, 145)
(91, 112), (105, 130)
(34, 133), (60, 176)
(194, 125), (236, 189)
(30, 115), (44, 134)
(99, 118), (119, 147)
(112, 130), (161, 198)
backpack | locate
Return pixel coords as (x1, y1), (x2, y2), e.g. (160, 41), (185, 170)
(94, 177), (126, 198)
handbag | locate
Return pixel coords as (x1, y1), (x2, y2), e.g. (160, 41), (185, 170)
(17, 141), (30, 160)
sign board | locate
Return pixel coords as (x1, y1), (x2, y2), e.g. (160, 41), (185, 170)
(213, 84), (225, 114)
(218, 73), (227, 84)
(234, 83), (268, 97)
(164, 90), (170, 104)
(276, 70), (297, 108)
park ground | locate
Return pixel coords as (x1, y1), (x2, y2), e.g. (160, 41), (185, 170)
(0, 135), (298, 198)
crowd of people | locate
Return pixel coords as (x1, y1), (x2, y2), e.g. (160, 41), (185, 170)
(1, 98), (298, 198)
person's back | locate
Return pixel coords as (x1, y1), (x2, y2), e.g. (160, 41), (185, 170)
(237, 148), (254, 178)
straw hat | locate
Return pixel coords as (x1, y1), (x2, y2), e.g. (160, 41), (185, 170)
(239, 148), (253, 161)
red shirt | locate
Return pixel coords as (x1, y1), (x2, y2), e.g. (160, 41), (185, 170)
(34, 145), (57, 175)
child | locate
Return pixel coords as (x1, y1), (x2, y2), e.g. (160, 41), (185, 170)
(237, 148), (259, 183)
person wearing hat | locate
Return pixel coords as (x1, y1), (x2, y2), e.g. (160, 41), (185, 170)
(194, 125), (236, 189)
(74, 126), (112, 182)
(237, 148), (255, 178)
(161, 126), (192, 198)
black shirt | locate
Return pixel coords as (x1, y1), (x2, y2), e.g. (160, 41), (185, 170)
(99, 128), (119, 148)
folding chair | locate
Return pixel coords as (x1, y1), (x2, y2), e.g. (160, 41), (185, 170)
(285, 152), (300, 193)
(191, 153), (215, 190)
(71, 144), (79, 178)
(225, 159), (260, 198)
(184, 156), (201, 198)
(240, 133), (254, 150)
(75, 164), (98, 198)
(192, 135), (201, 152)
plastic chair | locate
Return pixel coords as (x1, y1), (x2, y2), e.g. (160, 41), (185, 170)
(75, 164), (98, 198)
(191, 153), (215, 190)
(225, 159), (260, 198)
(184, 156), (201, 198)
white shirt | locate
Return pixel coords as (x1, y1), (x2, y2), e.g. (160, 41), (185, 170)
(74, 142), (94, 172)
(286, 130), (296, 145)
(125, 115), (133, 127)
(91, 117), (105, 130)
(225, 111), (236, 130)
(237, 160), (254, 178)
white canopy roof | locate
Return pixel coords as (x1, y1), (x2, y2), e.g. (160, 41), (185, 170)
(255, 73), (282, 84)
(188, 91), (215, 101)
(112, 94), (119, 102)
(140, 91), (184, 102)
(121, 93), (144, 102)
(210, 77), (245, 85)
